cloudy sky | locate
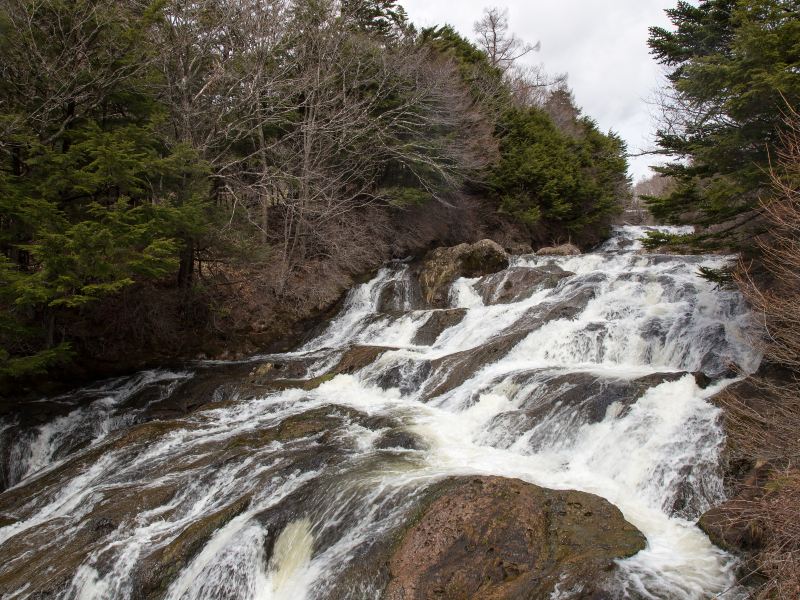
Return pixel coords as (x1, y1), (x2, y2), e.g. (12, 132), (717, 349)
(401, 0), (677, 182)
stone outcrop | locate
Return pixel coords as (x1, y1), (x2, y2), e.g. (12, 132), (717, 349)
(248, 345), (396, 390)
(423, 332), (528, 400)
(384, 476), (646, 600)
(417, 240), (509, 307)
(475, 265), (573, 305)
(536, 243), (581, 256)
(412, 309), (467, 345)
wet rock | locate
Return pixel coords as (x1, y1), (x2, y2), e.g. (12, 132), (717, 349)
(475, 265), (573, 305)
(144, 367), (250, 419)
(693, 371), (712, 389)
(375, 430), (427, 451)
(424, 332), (528, 400)
(504, 242), (533, 255)
(417, 240), (509, 307)
(0, 481), (182, 599)
(412, 309), (467, 345)
(133, 495), (252, 599)
(536, 243), (581, 256)
(375, 360), (433, 395)
(248, 345), (396, 392)
(377, 276), (424, 313)
(697, 463), (773, 554)
(507, 287), (596, 336)
(485, 371), (691, 452)
(334, 345), (396, 375)
(384, 476), (646, 600)
(249, 358), (311, 382)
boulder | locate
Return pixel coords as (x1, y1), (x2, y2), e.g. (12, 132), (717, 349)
(248, 345), (396, 391)
(375, 429), (427, 451)
(412, 309), (467, 345)
(536, 243), (581, 256)
(475, 265), (573, 305)
(483, 371), (691, 453)
(418, 240), (509, 307)
(503, 242), (534, 255)
(384, 476), (646, 600)
(501, 287), (595, 337)
(423, 332), (528, 400)
(134, 495), (252, 599)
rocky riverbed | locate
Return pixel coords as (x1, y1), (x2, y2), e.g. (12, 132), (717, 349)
(0, 226), (760, 599)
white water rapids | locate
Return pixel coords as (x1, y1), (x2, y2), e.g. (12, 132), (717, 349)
(0, 226), (760, 599)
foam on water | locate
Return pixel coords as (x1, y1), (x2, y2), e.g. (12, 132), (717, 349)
(0, 226), (760, 599)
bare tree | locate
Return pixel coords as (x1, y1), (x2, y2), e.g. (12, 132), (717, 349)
(472, 7), (563, 109)
(151, 0), (493, 288)
(473, 7), (538, 72)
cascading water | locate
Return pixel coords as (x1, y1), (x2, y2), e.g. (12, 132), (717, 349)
(0, 226), (760, 599)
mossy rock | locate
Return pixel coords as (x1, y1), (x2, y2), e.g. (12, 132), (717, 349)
(384, 476), (646, 600)
(133, 495), (252, 599)
(418, 240), (509, 307)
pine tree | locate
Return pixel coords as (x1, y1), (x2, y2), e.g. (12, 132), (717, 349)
(647, 0), (800, 225)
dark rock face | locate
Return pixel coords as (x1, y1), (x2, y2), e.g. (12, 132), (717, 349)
(133, 495), (252, 599)
(475, 265), (573, 305)
(383, 476), (646, 600)
(505, 287), (596, 337)
(248, 345), (396, 391)
(423, 332), (528, 400)
(417, 240), (509, 307)
(482, 371), (690, 454)
(375, 430), (427, 451)
(412, 309), (467, 345)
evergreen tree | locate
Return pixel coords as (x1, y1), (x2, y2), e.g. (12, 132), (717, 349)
(0, 0), (212, 380)
(647, 0), (800, 225)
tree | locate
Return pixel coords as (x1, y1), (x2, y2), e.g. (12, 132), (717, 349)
(473, 7), (538, 72)
(647, 0), (800, 226)
(0, 0), (211, 378)
(490, 105), (628, 243)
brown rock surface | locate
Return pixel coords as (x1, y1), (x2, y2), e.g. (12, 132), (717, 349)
(384, 476), (646, 600)
(475, 265), (573, 305)
(418, 240), (509, 307)
(412, 309), (467, 345)
(536, 243), (581, 256)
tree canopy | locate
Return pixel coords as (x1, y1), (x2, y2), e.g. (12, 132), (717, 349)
(0, 0), (630, 386)
(646, 0), (800, 226)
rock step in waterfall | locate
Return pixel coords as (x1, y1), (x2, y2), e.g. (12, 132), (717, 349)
(0, 226), (760, 599)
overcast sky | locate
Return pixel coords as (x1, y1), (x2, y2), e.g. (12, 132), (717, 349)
(401, 0), (677, 182)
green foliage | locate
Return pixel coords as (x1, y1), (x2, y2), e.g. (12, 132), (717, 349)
(0, 0), (214, 382)
(697, 265), (736, 288)
(490, 107), (628, 237)
(648, 0), (800, 225)
(342, 0), (411, 38)
(640, 230), (693, 250)
(418, 25), (507, 107)
(0, 0), (631, 387)
(380, 186), (433, 206)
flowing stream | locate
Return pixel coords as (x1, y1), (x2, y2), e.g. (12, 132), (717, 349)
(0, 226), (760, 599)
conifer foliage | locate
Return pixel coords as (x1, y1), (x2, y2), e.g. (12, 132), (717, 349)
(647, 0), (800, 225)
(0, 0), (630, 385)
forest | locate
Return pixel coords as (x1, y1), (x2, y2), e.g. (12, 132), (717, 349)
(0, 0), (629, 390)
(1, 0), (800, 598)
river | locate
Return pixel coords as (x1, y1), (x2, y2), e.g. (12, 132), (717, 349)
(0, 226), (760, 599)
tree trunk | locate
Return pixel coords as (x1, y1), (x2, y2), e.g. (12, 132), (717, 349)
(178, 241), (194, 289)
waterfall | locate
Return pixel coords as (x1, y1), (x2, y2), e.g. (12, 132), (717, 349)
(0, 226), (760, 599)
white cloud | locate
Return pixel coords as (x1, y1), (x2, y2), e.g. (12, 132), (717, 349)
(401, 0), (676, 181)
